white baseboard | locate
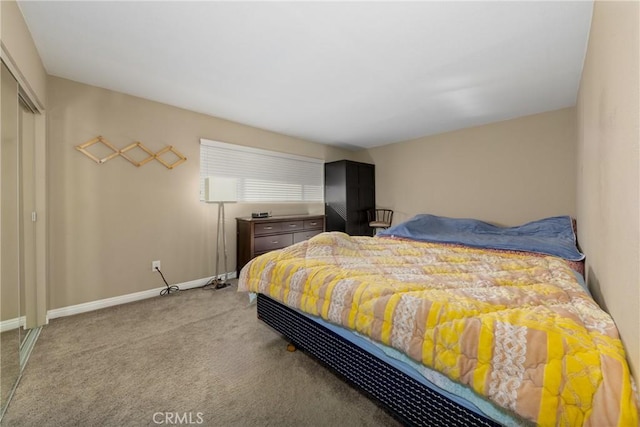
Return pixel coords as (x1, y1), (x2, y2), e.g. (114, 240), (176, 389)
(46, 272), (237, 321)
(0, 316), (26, 333)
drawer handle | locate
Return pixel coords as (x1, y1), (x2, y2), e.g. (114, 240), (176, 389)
(289, 224), (297, 227)
(309, 222), (317, 226)
(264, 226), (273, 230)
(271, 240), (279, 244)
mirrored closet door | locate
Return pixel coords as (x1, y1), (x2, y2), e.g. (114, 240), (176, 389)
(1, 59), (22, 418)
(1, 60), (41, 419)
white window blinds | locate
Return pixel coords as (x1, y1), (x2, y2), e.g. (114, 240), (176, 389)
(200, 139), (324, 203)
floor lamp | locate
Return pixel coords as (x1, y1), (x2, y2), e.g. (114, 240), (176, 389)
(205, 176), (238, 289)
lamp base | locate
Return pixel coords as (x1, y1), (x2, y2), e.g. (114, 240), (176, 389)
(214, 281), (231, 290)
(203, 277), (232, 290)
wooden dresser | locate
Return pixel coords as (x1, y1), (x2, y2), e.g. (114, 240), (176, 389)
(236, 214), (325, 275)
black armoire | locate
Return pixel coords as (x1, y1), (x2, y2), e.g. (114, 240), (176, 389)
(324, 160), (375, 236)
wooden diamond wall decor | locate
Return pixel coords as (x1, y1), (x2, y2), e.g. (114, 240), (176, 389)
(75, 136), (120, 164)
(75, 136), (187, 169)
(154, 146), (187, 170)
(119, 142), (155, 167)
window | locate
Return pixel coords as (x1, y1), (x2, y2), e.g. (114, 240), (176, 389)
(200, 139), (324, 202)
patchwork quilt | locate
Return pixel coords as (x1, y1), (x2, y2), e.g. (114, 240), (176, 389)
(238, 232), (638, 426)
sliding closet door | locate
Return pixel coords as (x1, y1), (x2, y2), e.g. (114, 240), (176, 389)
(0, 61), (21, 415)
(20, 99), (37, 331)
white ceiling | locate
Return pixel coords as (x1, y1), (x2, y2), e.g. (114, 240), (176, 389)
(18, 1), (593, 150)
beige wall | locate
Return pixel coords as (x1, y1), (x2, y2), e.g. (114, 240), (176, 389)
(576, 0), (639, 379)
(47, 76), (353, 309)
(355, 108), (577, 226)
(1, 0), (47, 110)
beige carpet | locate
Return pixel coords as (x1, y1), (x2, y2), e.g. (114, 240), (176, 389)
(2, 283), (399, 426)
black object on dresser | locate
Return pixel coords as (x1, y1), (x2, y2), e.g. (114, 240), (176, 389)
(324, 160), (375, 236)
(236, 214), (325, 275)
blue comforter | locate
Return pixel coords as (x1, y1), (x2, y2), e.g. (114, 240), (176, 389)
(378, 214), (585, 261)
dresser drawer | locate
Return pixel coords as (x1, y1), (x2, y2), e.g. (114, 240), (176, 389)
(254, 234), (293, 252)
(304, 219), (323, 230)
(293, 230), (322, 244)
(254, 222), (283, 235)
(282, 220), (304, 231)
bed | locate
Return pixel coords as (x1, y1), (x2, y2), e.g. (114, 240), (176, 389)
(238, 214), (638, 426)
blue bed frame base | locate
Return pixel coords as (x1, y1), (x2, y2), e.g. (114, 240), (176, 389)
(256, 294), (501, 427)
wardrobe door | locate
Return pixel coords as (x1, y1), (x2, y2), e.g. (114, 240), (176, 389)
(345, 162), (360, 234)
(324, 161), (347, 233)
(356, 163), (375, 236)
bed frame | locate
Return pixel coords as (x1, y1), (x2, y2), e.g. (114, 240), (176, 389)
(257, 294), (501, 427)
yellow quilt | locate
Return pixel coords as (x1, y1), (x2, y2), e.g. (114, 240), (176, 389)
(238, 232), (638, 426)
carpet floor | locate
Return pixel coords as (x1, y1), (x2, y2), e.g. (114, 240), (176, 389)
(2, 283), (400, 426)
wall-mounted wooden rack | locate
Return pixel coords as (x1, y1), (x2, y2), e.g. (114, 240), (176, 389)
(75, 136), (187, 169)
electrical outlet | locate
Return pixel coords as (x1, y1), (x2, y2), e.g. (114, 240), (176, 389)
(152, 260), (161, 272)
